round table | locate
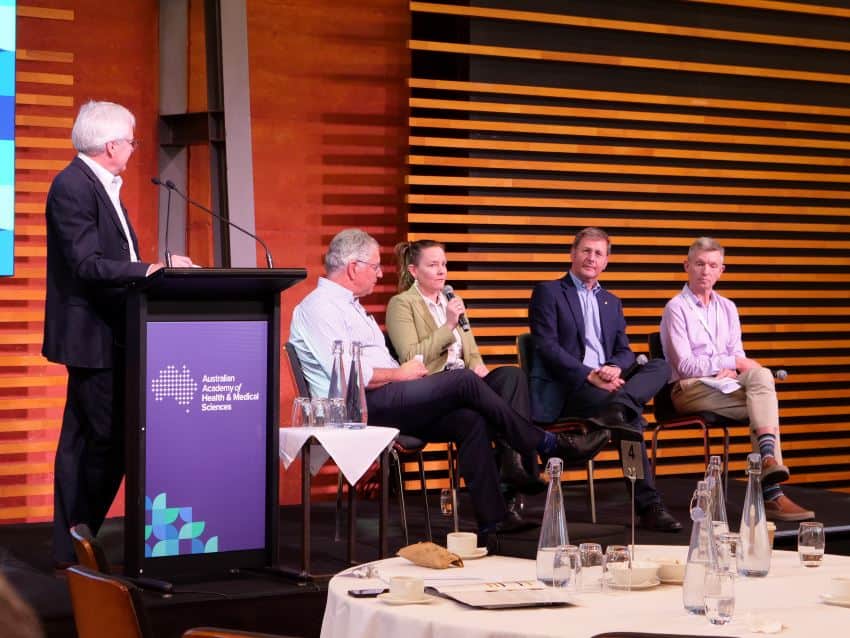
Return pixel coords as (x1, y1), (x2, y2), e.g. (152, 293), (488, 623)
(320, 544), (850, 638)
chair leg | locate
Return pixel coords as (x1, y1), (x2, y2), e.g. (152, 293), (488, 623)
(651, 427), (662, 480)
(701, 422), (711, 467)
(335, 472), (344, 542)
(586, 458), (597, 524)
(417, 451), (432, 542)
(447, 443), (459, 533)
(722, 426), (730, 498)
(391, 449), (409, 546)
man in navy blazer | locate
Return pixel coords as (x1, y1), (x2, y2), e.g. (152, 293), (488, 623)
(528, 227), (681, 531)
(42, 101), (193, 565)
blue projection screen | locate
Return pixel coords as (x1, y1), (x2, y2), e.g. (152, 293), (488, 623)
(0, 0), (15, 276)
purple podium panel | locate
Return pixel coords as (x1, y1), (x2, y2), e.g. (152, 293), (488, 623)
(145, 320), (267, 558)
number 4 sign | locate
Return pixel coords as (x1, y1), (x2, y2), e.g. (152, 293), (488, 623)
(620, 440), (645, 480)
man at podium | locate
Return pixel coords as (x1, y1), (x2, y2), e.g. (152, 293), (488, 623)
(290, 229), (608, 537)
(41, 100), (193, 566)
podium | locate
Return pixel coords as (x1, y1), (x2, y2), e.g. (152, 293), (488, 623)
(123, 267), (306, 577)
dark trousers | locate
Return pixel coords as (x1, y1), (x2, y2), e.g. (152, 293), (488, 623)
(481, 366), (538, 476)
(366, 368), (545, 527)
(558, 358), (670, 512)
(53, 365), (125, 563)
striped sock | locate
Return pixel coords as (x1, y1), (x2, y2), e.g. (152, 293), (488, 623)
(758, 432), (776, 459)
(764, 485), (782, 502)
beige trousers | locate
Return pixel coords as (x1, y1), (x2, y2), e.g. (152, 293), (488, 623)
(670, 367), (783, 463)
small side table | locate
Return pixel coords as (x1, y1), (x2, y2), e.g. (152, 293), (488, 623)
(279, 425), (399, 577)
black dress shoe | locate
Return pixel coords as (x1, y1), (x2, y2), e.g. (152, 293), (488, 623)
(587, 404), (643, 440)
(550, 428), (610, 465)
(640, 503), (683, 532)
(500, 448), (547, 495)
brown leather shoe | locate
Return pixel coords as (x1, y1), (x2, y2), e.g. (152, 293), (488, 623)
(761, 456), (790, 486)
(764, 494), (814, 522)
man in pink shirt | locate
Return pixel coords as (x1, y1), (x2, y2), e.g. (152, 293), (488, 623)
(660, 237), (814, 522)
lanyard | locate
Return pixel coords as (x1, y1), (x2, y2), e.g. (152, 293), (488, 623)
(681, 290), (723, 356)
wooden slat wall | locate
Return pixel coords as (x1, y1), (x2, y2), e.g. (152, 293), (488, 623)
(408, 0), (850, 490)
(1, 6), (74, 522)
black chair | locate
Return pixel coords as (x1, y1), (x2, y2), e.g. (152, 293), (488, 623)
(647, 332), (735, 494)
(516, 332), (606, 523)
(283, 342), (434, 544)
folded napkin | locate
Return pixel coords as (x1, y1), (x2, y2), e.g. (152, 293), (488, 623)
(397, 542), (464, 569)
(745, 612), (785, 634)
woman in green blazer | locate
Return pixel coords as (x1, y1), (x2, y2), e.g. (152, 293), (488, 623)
(386, 240), (544, 495)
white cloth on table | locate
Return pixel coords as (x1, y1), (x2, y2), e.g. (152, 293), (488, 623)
(321, 545), (850, 638)
(279, 426), (398, 485)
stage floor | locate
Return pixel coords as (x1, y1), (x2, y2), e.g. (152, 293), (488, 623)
(2, 477), (848, 638)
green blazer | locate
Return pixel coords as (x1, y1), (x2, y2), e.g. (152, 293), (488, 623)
(386, 285), (484, 374)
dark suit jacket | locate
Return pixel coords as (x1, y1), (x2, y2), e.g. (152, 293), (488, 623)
(42, 157), (150, 368)
(528, 275), (635, 423)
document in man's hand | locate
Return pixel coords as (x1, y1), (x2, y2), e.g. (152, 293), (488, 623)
(698, 376), (741, 394)
(427, 580), (573, 609)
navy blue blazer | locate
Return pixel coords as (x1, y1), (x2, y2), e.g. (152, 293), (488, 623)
(42, 157), (150, 368)
(528, 275), (636, 423)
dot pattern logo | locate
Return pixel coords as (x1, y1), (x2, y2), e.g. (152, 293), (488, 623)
(151, 364), (198, 407)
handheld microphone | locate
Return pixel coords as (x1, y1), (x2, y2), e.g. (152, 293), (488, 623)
(442, 285), (470, 332)
(621, 353), (648, 379)
(774, 369), (788, 380)
(151, 177), (274, 268)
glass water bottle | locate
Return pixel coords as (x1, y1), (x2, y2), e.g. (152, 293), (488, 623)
(683, 480), (718, 614)
(345, 341), (368, 428)
(738, 453), (771, 577)
(536, 457), (569, 585)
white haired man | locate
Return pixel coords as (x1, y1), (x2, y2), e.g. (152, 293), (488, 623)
(660, 237), (814, 521)
(42, 100), (193, 566)
(290, 229), (609, 537)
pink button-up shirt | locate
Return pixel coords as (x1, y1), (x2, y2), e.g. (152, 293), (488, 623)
(660, 285), (746, 382)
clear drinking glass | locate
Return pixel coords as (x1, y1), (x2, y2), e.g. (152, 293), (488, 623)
(604, 545), (631, 591)
(553, 545), (581, 593)
(579, 542), (604, 592)
(326, 397), (346, 427)
(704, 570), (735, 625)
(440, 488), (453, 516)
(798, 521), (825, 567)
(290, 397), (312, 427)
(717, 532), (739, 575)
(311, 398), (329, 427)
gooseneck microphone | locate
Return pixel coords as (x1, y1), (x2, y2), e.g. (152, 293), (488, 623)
(163, 186), (173, 267)
(151, 177), (274, 268)
(442, 285), (470, 332)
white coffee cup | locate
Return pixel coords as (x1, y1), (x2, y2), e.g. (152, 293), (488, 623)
(829, 576), (850, 600)
(608, 561), (659, 587)
(446, 531), (477, 556)
(389, 575), (424, 600)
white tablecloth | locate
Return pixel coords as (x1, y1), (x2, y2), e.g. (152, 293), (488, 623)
(279, 426), (399, 485)
(321, 545), (850, 638)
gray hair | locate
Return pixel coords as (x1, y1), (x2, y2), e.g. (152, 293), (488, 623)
(571, 227), (611, 254)
(688, 237), (724, 260)
(324, 229), (379, 274)
(71, 100), (136, 155)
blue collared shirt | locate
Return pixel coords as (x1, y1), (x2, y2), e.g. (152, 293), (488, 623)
(569, 271), (605, 369)
(290, 277), (399, 398)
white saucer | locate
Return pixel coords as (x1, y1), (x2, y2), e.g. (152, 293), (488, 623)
(819, 593), (850, 608)
(377, 592), (436, 605)
(609, 578), (661, 590)
(659, 577), (684, 585)
(456, 547), (488, 560)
